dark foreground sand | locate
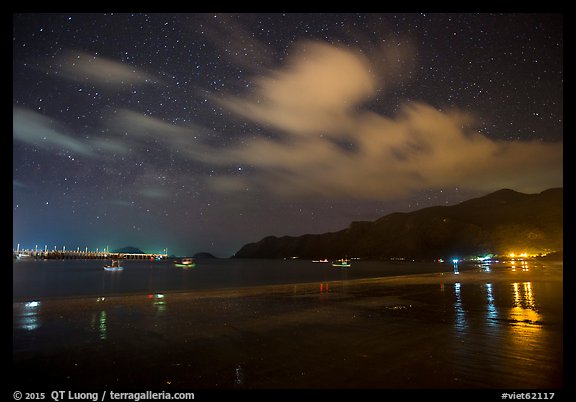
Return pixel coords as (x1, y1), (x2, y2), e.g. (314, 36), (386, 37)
(13, 265), (563, 391)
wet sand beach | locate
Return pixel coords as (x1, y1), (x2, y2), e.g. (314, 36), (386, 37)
(13, 263), (563, 390)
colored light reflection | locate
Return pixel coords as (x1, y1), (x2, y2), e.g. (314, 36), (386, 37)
(510, 260), (530, 272)
(99, 310), (107, 340)
(150, 293), (166, 314)
(509, 282), (542, 344)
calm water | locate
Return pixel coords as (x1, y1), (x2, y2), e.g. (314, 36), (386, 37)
(13, 258), (475, 300)
(12, 258), (563, 389)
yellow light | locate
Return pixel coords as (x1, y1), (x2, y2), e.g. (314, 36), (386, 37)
(509, 253), (515, 258)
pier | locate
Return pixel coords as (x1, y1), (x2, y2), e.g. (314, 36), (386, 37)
(13, 247), (168, 260)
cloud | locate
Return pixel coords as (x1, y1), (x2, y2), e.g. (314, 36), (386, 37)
(13, 107), (95, 157)
(33, 40), (556, 201)
(206, 40), (562, 199)
(107, 109), (217, 161)
(90, 137), (131, 155)
(56, 50), (158, 86)
(138, 187), (170, 199)
(216, 41), (376, 136)
(13, 180), (29, 189)
(110, 109), (194, 142)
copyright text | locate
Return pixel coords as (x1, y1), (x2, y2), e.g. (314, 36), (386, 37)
(12, 391), (195, 402)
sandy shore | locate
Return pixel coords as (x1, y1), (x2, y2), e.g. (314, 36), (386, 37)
(13, 266), (563, 390)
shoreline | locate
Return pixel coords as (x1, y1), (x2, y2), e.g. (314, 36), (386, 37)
(13, 258), (563, 303)
(13, 263), (562, 306)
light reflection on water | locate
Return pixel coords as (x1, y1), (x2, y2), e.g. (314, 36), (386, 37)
(450, 279), (544, 344)
(19, 301), (41, 331)
(453, 282), (467, 332)
(510, 281), (541, 326)
(152, 294), (167, 315)
(90, 304), (108, 340)
(443, 276), (562, 387)
(510, 260), (530, 272)
(507, 281), (545, 370)
(485, 283), (497, 322)
(235, 364), (244, 386)
(99, 311), (107, 340)
(13, 262), (562, 389)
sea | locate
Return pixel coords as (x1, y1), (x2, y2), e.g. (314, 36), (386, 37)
(13, 257), (473, 300)
(12, 257), (564, 391)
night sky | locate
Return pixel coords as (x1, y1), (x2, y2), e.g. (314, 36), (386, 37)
(13, 13), (563, 257)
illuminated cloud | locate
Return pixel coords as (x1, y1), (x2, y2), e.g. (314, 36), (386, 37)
(217, 41), (376, 136)
(208, 40), (563, 199)
(56, 50), (158, 86)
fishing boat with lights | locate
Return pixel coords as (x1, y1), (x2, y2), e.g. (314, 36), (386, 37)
(331, 258), (351, 267)
(103, 259), (123, 271)
(174, 257), (196, 268)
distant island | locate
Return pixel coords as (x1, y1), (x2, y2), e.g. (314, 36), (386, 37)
(234, 188), (563, 260)
(111, 246), (145, 254)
